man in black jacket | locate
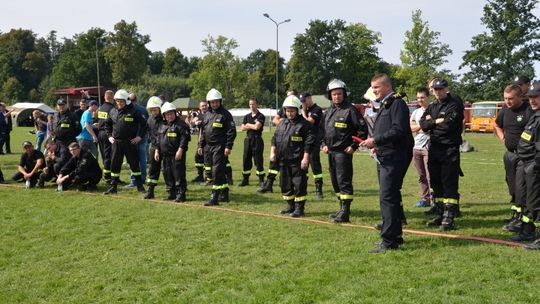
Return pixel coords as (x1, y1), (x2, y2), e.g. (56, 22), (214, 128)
(97, 90), (116, 183)
(362, 74), (413, 253)
(321, 79), (368, 223)
(198, 88), (237, 206)
(300, 92), (325, 199)
(420, 77), (464, 231)
(56, 142), (102, 191)
(38, 138), (71, 188)
(103, 89), (147, 194)
(272, 95), (315, 217)
(144, 96), (164, 199)
(239, 98), (265, 187)
(51, 99), (80, 148)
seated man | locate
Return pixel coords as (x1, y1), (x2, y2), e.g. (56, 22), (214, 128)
(12, 141), (45, 187)
(56, 142), (102, 191)
(38, 138), (71, 188)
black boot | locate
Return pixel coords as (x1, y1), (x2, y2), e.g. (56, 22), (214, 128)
(205, 190), (220, 206)
(103, 178), (118, 195)
(164, 188), (176, 200)
(509, 222), (537, 242)
(192, 167), (205, 183)
(258, 174), (266, 188)
(503, 209), (519, 223)
(440, 203), (458, 231)
(314, 179), (323, 199)
(291, 201), (305, 218)
(426, 202), (444, 227)
(400, 203), (408, 226)
(175, 186), (186, 203)
(257, 176), (274, 193)
(424, 204), (439, 216)
(503, 212), (522, 232)
(280, 200), (295, 214)
(330, 200), (343, 219)
(333, 200), (351, 223)
(219, 187), (230, 202)
(239, 174), (250, 187)
(135, 176), (145, 193)
(144, 183), (155, 199)
(38, 174), (45, 188)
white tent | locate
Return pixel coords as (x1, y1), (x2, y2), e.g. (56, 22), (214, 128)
(7, 102), (56, 126)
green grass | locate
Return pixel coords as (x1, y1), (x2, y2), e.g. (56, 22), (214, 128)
(1, 127), (539, 303)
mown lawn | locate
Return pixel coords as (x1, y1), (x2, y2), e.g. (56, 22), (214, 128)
(1, 126), (539, 303)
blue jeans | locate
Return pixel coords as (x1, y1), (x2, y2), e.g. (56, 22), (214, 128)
(131, 137), (148, 185)
(36, 131), (46, 152)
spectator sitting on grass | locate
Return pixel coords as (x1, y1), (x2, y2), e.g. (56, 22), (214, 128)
(38, 138), (71, 188)
(12, 141), (45, 187)
(56, 142), (102, 191)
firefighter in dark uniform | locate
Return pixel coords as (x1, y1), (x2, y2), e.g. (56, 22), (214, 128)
(361, 74), (413, 253)
(494, 84), (530, 231)
(56, 142), (102, 191)
(144, 96), (164, 199)
(299, 92), (325, 199)
(273, 95), (315, 217)
(97, 90), (116, 183)
(258, 90), (297, 193)
(103, 89), (147, 195)
(38, 138), (71, 188)
(420, 77), (464, 231)
(51, 99), (80, 148)
(321, 79), (368, 223)
(511, 82), (540, 246)
(155, 102), (191, 203)
(198, 88), (237, 206)
(191, 100), (209, 183)
(240, 98), (266, 187)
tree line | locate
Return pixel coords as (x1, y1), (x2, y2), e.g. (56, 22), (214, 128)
(0, 0), (538, 108)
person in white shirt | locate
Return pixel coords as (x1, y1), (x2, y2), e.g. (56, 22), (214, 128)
(410, 87), (432, 207)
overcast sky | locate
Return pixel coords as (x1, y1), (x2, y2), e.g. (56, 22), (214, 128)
(2, 0), (539, 77)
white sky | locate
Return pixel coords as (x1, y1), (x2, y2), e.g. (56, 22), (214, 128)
(1, 0), (539, 77)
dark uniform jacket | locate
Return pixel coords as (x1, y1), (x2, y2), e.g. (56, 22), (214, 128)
(272, 115), (315, 163)
(304, 103), (324, 142)
(373, 93), (414, 157)
(45, 144), (71, 174)
(97, 102), (116, 132)
(243, 111), (265, 137)
(495, 101), (530, 151)
(148, 115), (164, 149)
(199, 105), (236, 149)
(517, 110), (540, 166)
(321, 101), (367, 151)
(105, 103), (147, 140)
(60, 150), (102, 181)
(157, 118), (191, 156)
(52, 111), (80, 143)
(420, 93), (464, 146)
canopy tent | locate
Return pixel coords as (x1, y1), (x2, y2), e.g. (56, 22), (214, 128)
(7, 102), (56, 127)
(172, 97), (200, 111)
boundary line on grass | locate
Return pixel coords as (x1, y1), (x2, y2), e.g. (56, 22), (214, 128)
(1, 184), (523, 248)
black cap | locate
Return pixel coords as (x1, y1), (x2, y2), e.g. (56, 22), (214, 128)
(513, 75), (531, 85)
(431, 78), (448, 89)
(22, 141), (33, 148)
(88, 100), (98, 107)
(57, 99), (66, 105)
(299, 92), (312, 102)
(526, 81), (540, 97)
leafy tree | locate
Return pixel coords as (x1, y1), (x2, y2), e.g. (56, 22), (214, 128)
(286, 20), (387, 101)
(105, 20), (151, 85)
(460, 0), (540, 100)
(51, 28), (112, 88)
(243, 49), (283, 106)
(1, 77), (24, 102)
(394, 10), (453, 97)
(188, 35), (251, 107)
(163, 47), (190, 77)
(148, 51), (164, 75)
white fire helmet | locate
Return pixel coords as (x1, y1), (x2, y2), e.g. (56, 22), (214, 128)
(326, 79), (347, 100)
(206, 88), (223, 101)
(282, 95), (302, 110)
(114, 89), (131, 105)
(161, 102), (177, 114)
(146, 96), (163, 109)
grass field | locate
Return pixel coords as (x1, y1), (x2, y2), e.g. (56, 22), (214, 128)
(1, 126), (539, 303)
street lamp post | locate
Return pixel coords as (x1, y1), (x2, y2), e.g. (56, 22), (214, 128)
(263, 13), (290, 111)
(95, 37), (101, 104)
